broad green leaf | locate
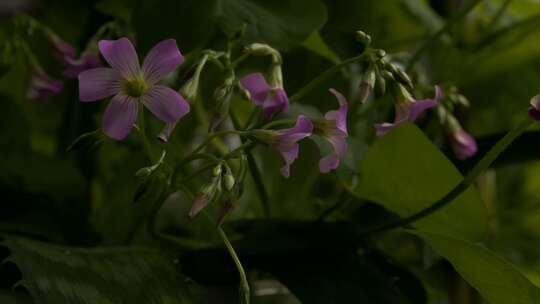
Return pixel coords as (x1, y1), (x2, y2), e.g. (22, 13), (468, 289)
(1, 235), (197, 304)
(133, 0), (327, 52)
(413, 231), (540, 304)
(217, 0), (327, 50)
(302, 31), (341, 64)
(352, 123), (487, 240)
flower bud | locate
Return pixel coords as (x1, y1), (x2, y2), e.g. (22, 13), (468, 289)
(374, 72), (386, 98)
(223, 167), (235, 191)
(213, 164), (223, 177)
(355, 30), (372, 48)
(358, 66), (376, 103)
(374, 49), (386, 59)
(393, 66), (413, 89)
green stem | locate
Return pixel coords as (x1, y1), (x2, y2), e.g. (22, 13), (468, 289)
(289, 53), (367, 103)
(261, 119), (296, 130)
(218, 227), (250, 304)
(406, 0), (481, 71)
(246, 151), (271, 217)
(191, 130), (246, 156)
(137, 109), (156, 163)
(361, 116), (533, 236)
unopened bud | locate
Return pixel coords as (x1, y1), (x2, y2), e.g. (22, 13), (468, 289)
(245, 43), (282, 64)
(213, 164), (223, 177)
(375, 73), (386, 98)
(393, 67), (413, 89)
(380, 70), (394, 80)
(358, 66), (376, 104)
(355, 31), (372, 47)
(223, 168), (235, 191)
(374, 49), (386, 59)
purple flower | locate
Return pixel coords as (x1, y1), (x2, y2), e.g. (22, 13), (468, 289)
(240, 73), (289, 120)
(78, 38), (190, 140)
(450, 128), (477, 160)
(252, 115), (313, 177)
(63, 51), (102, 78)
(314, 89), (348, 173)
(529, 93), (540, 121)
(374, 85), (441, 137)
(27, 71), (63, 101)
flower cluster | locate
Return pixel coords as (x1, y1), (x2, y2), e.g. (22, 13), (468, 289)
(241, 72), (349, 177)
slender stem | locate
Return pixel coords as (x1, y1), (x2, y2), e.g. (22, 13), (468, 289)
(261, 119), (296, 130)
(218, 227), (250, 304)
(137, 109), (156, 163)
(191, 130), (246, 156)
(406, 0), (481, 71)
(231, 53), (250, 68)
(360, 117), (533, 236)
(289, 54), (367, 103)
(246, 151), (271, 217)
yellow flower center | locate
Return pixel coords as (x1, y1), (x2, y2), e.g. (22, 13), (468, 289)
(123, 78), (148, 98)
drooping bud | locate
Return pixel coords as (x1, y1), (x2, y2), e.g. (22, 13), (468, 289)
(216, 200), (234, 226)
(181, 54), (209, 102)
(393, 66), (413, 89)
(374, 72), (386, 98)
(213, 164), (223, 177)
(374, 49), (386, 59)
(446, 115), (477, 160)
(244, 43), (282, 64)
(358, 66), (376, 103)
(222, 166), (235, 191)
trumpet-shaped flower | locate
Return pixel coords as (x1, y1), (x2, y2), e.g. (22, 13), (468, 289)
(252, 115), (313, 177)
(78, 38), (189, 140)
(375, 85), (441, 137)
(240, 73), (289, 120)
(314, 89), (348, 173)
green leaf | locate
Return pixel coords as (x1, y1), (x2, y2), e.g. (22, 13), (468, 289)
(133, 0), (327, 52)
(217, 0), (328, 50)
(1, 235), (197, 304)
(413, 231), (540, 304)
(352, 123), (487, 240)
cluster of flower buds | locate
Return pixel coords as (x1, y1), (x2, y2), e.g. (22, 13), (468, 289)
(435, 86), (478, 160)
(189, 161), (239, 225)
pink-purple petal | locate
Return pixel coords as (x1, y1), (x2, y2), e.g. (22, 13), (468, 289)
(240, 73), (270, 105)
(272, 115), (313, 178)
(326, 89), (349, 135)
(407, 99), (437, 122)
(278, 144), (299, 178)
(141, 85), (190, 123)
(27, 71), (63, 101)
(98, 38), (140, 78)
(451, 128), (478, 160)
(374, 121), (404, 137)
(319, 130), (347, 173)
(64, 52), (103, 78)
(262, 88), (289, 120)
(142, 39), (184, 85)
(103, 94), (139, 140)
(78, 67), (121, 102)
